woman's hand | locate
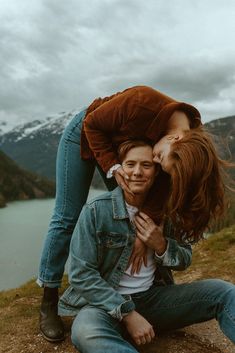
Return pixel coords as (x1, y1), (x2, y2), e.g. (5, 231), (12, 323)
(113, 166), (134, 195)
(128, 237), (147, 275)
(123, 310), (155, 345)
(135, 212), (167, 255)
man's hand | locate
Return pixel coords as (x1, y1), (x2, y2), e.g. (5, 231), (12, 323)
(135, 212), (167, 255)
(128, 237), (147, 275)
(113, 166), (134, 195)
(123, 310), (155, 345)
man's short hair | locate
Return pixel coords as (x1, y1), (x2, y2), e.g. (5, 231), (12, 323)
(118, 140), (153, 163)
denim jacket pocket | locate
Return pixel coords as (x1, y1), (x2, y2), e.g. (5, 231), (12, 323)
(97, 232), (129, 248)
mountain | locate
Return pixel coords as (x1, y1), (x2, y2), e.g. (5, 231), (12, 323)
(1, 113), (235, 184)
(0, 110), (105, 188)
(0, 111), (76, 180)
(0, 150), (55, 208)
(206, 115), (235, 136)
(206, 115), (235, 161)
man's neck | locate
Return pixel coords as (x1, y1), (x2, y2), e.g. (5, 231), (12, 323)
(124, 192), (146, 208)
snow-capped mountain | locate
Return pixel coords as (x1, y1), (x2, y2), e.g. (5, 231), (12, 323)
(0, 111), (77, 141)
(0, 110), (79, 180)
(0, 112), (235, 182)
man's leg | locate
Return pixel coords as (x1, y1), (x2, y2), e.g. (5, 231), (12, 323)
(133, 279), (235, 343)
(71, 306), (138, 353)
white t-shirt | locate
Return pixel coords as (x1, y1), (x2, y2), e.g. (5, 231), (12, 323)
(117, 203), (157, 295)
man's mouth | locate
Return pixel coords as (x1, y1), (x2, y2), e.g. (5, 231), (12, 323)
(129, 179), (146, 183)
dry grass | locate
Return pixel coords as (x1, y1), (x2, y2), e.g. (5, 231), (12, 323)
(174, 225), (235, 283)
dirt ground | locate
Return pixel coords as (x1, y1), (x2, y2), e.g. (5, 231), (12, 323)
(1, 319), (234, 353)
(0, 293), (234, 353)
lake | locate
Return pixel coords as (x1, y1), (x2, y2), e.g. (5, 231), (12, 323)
(0, 188), (104, 291)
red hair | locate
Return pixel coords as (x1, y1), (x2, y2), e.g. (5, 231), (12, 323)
(167, 127), (232, 241)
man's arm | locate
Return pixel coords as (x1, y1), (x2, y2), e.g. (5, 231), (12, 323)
(68, 203), (135, 321)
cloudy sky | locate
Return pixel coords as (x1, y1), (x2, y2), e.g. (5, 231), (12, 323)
(1, 0), (235, 127)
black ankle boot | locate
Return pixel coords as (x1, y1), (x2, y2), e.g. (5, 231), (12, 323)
(39, 287), (65, 342)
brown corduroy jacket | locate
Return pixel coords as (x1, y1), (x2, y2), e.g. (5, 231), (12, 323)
(81, 85), (202, 173)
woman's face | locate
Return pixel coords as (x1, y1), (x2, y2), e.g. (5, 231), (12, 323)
(153, 134), (181, 173)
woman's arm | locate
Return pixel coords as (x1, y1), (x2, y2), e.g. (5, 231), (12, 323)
(84, 88), (138, 172)
(135, 212), (192, 271)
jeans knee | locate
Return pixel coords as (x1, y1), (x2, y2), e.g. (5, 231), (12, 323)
(210, 279), (235, 312)
(71, 311), (97, 350)
(71, 320), (98, 352)
(71, 329), (80, 348)
(214, 279), (235, 295)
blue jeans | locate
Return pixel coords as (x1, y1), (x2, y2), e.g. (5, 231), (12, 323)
(37, 109), (117, 287)
(71, 279), (235, 352)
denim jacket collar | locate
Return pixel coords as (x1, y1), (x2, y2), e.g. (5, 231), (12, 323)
(111, 187), (129, 220)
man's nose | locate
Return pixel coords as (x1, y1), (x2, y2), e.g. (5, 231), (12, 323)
(133, 165), (142, 175)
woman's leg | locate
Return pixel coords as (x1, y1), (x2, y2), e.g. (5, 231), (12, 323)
(38, 109), (95, 341)
(134, 279), (235, 343)
(38, 109), (94, 286)
(71, 306), (138, 353)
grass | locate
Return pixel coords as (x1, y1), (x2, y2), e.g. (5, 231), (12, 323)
(174, 225), (235, 282)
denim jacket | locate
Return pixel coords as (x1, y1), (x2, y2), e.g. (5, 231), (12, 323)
(58, 187), (192, 320)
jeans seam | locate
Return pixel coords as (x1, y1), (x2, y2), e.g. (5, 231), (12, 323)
(60, 115), (84, 220)
(224, 304), (235, 323)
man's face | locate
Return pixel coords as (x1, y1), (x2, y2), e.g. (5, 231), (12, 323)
(122, 145), (156, 195)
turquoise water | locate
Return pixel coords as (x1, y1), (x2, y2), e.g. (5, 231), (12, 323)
(0, 189), (104, 291)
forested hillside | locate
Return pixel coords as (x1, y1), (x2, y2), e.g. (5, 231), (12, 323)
(0, 150), (55, 208)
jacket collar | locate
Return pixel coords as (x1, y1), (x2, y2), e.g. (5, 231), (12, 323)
(111, 187), (130, 220)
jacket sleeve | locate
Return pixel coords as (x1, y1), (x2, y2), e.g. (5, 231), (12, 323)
(155, 238), (192, 270)
(154, 221), (192, 270)
(68, 204), (135, 320)
(83, 89), (138, 172)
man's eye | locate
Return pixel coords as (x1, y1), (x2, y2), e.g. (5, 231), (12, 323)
(143, 164), (152, 168)
(126, 163), (134, 167)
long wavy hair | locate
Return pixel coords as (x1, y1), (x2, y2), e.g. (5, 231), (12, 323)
(166, 127), (233, 241)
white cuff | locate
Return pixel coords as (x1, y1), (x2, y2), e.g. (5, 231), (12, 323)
(154, 240), (169, 259)
(106, 164), (121, 179)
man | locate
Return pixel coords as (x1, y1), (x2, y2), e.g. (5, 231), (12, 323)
(59, 140), (235, 352)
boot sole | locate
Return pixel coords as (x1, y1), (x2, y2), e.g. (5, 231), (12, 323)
(40, 328), (65, 343)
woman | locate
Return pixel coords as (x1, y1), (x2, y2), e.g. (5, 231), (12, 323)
(37, 85), (228, 342)
(152, 127), (228, 241)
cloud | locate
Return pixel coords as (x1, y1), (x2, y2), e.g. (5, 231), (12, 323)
(0, 0), (235, 124)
